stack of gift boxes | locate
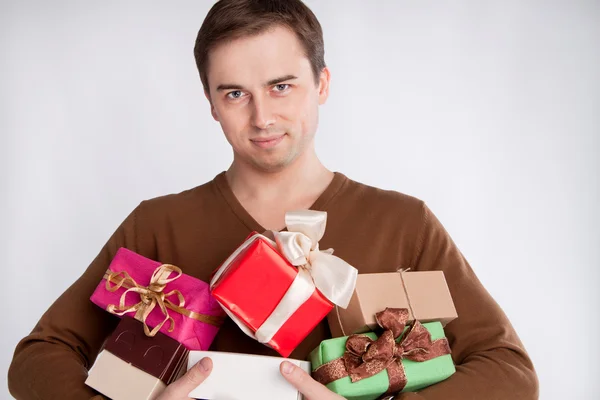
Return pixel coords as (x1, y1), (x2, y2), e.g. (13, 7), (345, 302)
(85, 248), (227, 399)
(85, 211), (458, 400)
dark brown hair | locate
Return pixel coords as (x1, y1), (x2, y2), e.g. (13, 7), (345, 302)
(194, 0), (325, 91)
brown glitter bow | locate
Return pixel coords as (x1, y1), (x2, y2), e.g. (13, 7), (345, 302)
(104, 265), (224, 337)
(313, 308), (451, 395)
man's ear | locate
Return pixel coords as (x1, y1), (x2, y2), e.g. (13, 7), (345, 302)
(205, 90), (219, 122)
(317, 67), (331, 105)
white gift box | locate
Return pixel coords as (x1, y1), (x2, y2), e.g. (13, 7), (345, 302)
(187, 351), (310, 400)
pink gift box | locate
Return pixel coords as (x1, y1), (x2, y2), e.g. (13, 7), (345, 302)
(91, 248), (226, 350)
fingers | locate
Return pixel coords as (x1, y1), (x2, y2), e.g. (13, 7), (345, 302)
(160, 357), (212, 399)
(280, 361), (342, 400)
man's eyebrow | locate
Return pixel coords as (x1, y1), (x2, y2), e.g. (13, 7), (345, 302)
(216, 83), (245, 92)
(266, 74), (298, 86)
(215, 75), (298, 92)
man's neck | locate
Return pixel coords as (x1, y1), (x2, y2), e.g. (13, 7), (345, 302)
(225, 150), (333, 210)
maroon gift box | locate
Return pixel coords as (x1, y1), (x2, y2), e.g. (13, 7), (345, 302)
(86, 316), (188, 400)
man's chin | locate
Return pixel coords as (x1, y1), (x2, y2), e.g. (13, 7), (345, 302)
(250, 155), (295, 173)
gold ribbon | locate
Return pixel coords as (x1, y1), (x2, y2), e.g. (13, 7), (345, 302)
(103, 265), (225, 337)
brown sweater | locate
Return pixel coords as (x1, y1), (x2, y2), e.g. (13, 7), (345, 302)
(8, 172), (538, 399)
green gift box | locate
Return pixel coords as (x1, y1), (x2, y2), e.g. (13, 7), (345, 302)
(310, 308), (455, 400)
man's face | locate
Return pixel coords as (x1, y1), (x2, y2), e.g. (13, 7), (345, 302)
(205, 25), (330, 172)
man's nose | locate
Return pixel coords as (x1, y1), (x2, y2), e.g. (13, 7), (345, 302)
(251, 96), (276, 129)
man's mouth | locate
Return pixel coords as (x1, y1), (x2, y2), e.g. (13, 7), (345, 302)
(250, 134), (286, 149)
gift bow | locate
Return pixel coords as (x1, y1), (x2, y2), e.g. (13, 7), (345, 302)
(313, 308), (451, 394)
(251, 211), (358, 344)
(273, 210), (358, 309)
(105, 264), (187, 337)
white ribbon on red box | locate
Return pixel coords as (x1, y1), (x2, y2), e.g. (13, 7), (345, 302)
(210, 210), (358, 344)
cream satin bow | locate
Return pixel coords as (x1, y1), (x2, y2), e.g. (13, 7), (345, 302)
(251, 210), (357, 344)
(273, 210), (357, 309)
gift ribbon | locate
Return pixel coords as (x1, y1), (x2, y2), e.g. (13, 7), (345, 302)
(210, 210), (358, 345)
(334, 268), (416, 337)
(104, 264), (225, 337)
(312, 308), (451, 395)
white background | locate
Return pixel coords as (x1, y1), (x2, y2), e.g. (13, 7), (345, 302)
(2, 1), (599, 399)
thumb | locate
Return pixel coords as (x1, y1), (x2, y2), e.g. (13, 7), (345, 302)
(161, 357), (212, 399)
(280, 361), (341, 400)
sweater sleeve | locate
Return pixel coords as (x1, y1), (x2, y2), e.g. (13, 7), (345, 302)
(8, 206), (141, 400)
(395, 203), (538, 400)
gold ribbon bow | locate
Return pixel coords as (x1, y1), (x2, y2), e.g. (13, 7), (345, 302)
(105, 264), (194, 337)
(313, 308), (451, 394)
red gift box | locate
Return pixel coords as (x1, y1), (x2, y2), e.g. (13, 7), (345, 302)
(211, 211), (358, 357)
(210, 233), (333, 357)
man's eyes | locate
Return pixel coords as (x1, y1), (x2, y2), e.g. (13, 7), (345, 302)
(273, 84), (290, 92)
(226, 90), (244, 100)
(225, 84), (291, 101)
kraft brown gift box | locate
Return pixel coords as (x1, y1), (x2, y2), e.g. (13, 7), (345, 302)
(86, 316), (188, 400)
(327, 271), (458, 337)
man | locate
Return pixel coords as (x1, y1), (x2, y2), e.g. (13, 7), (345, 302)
(8, 1), (538, 399)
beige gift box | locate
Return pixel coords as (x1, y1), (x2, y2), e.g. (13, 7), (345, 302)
(86, 350), (187, 400)
(327, 271), (458, 337)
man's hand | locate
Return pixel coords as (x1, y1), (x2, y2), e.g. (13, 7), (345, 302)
(280, 361), (345, 400)
(156, 357), (212, 400)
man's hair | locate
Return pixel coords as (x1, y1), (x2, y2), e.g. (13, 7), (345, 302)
(194, 0), (325, 92)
